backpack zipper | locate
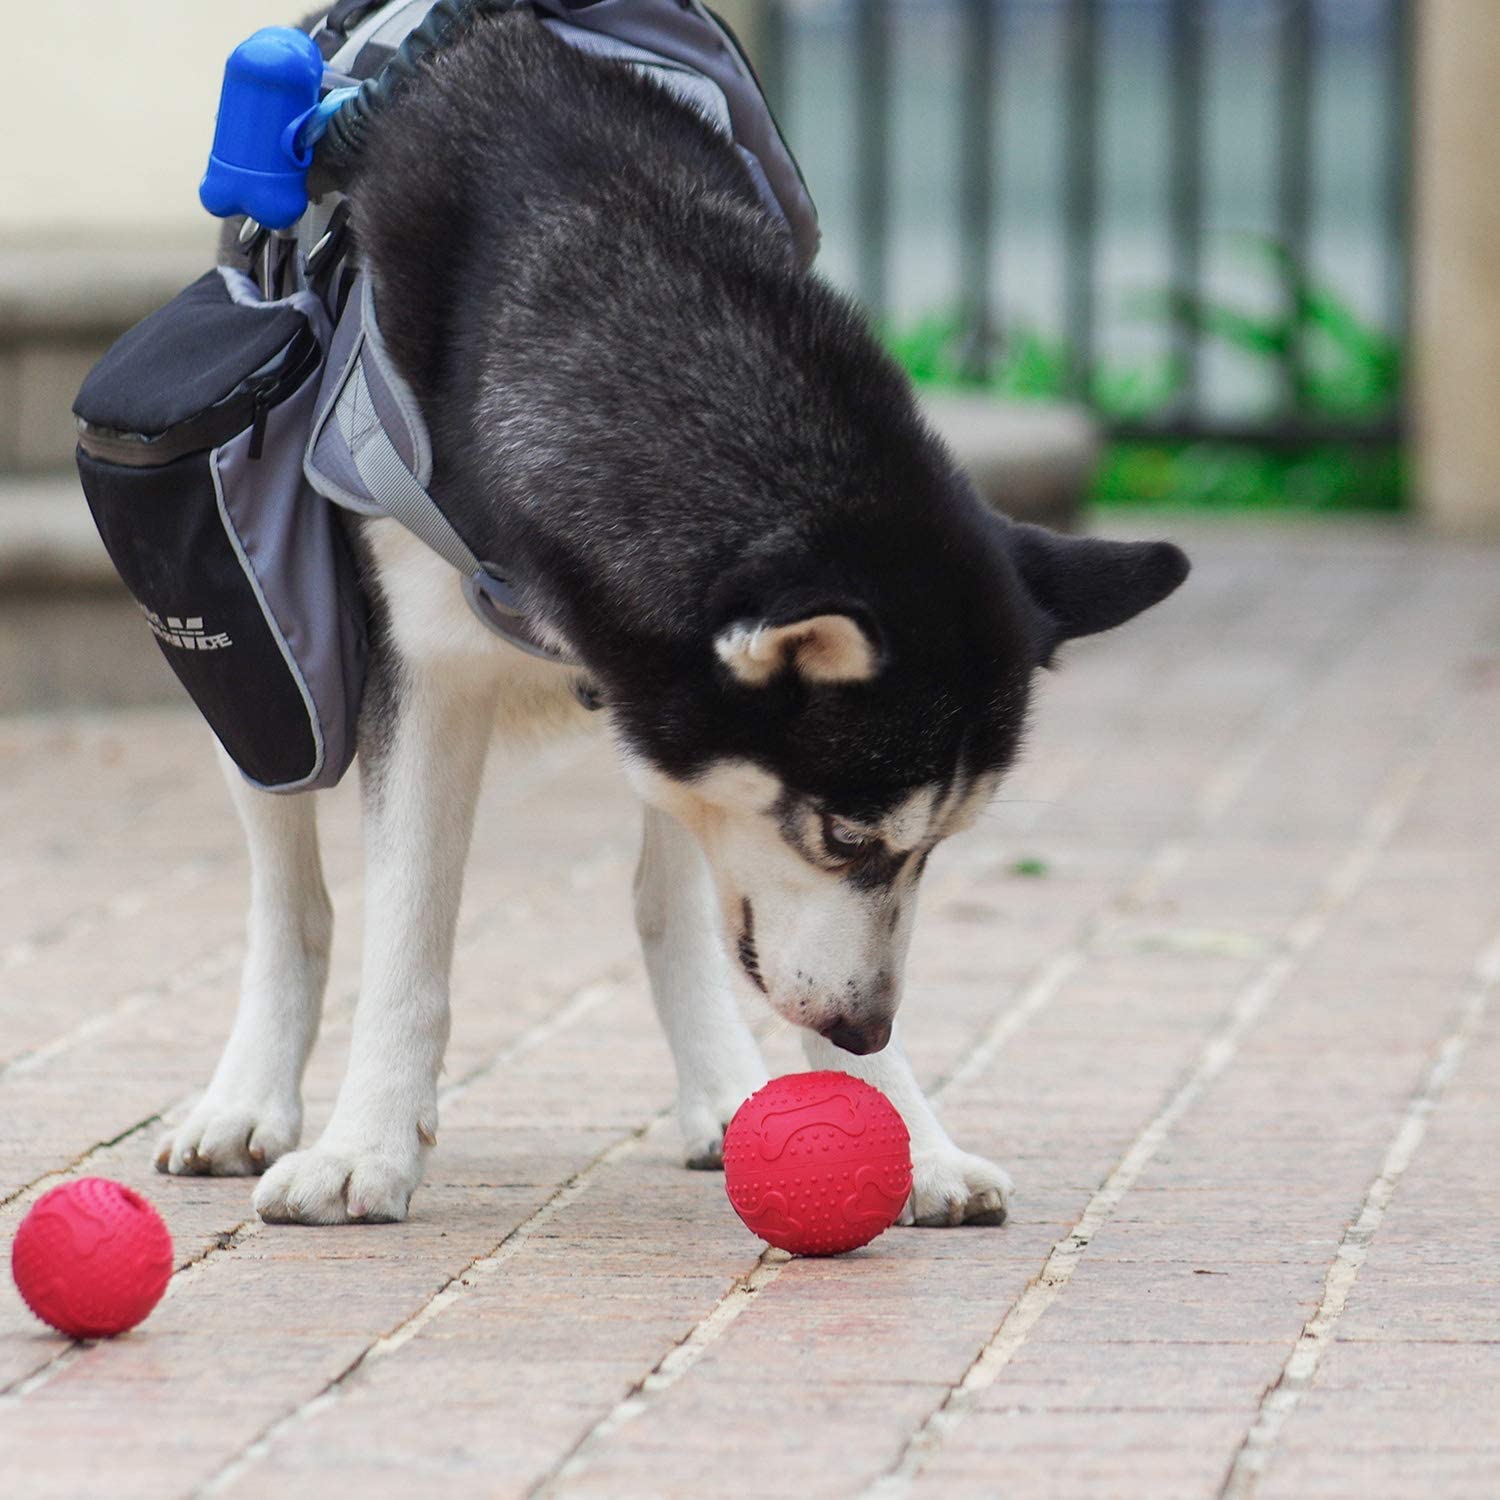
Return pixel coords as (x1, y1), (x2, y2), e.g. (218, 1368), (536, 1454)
(248, 390), (270, 460)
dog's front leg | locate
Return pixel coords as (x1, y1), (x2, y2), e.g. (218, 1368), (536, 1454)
(636, 806), (768, 1168)
(255, 662), (497, 1225)
(157, 748), (331, 1176)
(801, 1027), (1012, 1226)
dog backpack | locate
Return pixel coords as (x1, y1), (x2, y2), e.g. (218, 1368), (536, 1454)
(73, 0), (817, 793)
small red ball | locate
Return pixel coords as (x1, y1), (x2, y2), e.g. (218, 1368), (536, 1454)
(723, 1072), (913, 1255)
(11, 1178), (173, 1339)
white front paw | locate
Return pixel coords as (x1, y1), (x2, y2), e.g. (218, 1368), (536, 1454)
(902, 1146), (1013, 1227)
(678, 1073), (767, 1171)
(155, 1095), (301, 1177)
(253, 1130), (427, 1225)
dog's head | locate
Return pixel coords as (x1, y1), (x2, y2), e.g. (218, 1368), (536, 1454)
(619, 504), (1188, 1054)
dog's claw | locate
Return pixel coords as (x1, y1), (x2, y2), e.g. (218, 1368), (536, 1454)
(156, 1101), (300, 1179)
(684, 1139), (726, 1171)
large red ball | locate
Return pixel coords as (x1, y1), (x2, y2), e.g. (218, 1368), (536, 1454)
(11, 1178), (173, 1339)
(723, 1072), (913, 1255)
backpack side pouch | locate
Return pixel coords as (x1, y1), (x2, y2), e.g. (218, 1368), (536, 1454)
(74, 267), (367, 793)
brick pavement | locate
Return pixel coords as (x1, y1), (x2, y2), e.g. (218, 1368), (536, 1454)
(1, 522), (1497, 1499)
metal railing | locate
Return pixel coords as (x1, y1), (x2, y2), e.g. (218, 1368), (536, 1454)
(756, 0), (1412, 445)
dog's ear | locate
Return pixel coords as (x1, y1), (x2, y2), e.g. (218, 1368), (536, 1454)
(714, 607), (881, 686)
(999, 522), (1190, 662)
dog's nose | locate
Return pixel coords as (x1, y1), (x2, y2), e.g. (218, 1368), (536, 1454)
(820, 1015), (894, 1056)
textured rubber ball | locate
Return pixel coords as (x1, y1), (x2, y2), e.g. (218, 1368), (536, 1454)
(11, 1178), (174, 1339)
(722, 1072), (913, 1255)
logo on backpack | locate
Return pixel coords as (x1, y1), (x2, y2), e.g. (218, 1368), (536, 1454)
(143, 609), (233, 651)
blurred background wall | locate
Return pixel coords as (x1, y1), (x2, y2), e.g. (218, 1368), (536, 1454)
(4, 3), (271, 243)
(1, 3), (269, 474)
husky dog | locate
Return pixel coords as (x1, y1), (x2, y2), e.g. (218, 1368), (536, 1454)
(154, 12), (1187, 1226)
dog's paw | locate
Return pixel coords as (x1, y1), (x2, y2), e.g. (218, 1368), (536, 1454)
(901, 1146), (1013, 1227)
(155, 1098), (300, 1178)
(682, 1126), (729, 1171)
(679, 1099), (734, 1171)
(252, 1143), (421, 1226)
(678, 1075), (766, 1171)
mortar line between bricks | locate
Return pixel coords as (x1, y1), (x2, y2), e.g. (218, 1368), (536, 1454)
(862, 732), (1446, 1499)
(519, 567), (1422, 1494)
(1217, 930), (1500, 1500)
(537, 1248), (787, 1494)
(0, 974), (626, 1402)
(0, 1113), (164, 1213)
(0, 734), (597, 1082)
(190, 1113), (675, 1500)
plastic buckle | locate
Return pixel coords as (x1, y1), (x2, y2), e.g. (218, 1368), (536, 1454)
(462, 568), (576, 665)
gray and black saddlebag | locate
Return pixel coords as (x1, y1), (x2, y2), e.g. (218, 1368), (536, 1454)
(74, 266), (366, 792)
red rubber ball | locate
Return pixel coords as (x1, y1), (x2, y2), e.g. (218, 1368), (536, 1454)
(723, 1072), (912, 1255)
(11, 1178), (173, 1339)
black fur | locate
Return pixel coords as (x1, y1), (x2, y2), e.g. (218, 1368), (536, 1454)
(348, 13), (1188, 816)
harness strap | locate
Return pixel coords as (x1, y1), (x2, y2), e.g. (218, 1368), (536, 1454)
(307, 275), (578, 665)
(343, 407), (476, 577)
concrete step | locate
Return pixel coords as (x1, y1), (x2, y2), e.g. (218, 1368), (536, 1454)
(0, 473), (109, 589)
(922, 392), (1096, 532)
(0, 239), (215, 475)
(0, 476), (180, 715)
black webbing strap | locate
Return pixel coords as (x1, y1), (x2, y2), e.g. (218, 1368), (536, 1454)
(310, 1), (524, 193)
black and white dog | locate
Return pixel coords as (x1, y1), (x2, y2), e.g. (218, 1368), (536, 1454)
(155, 13), (1188, 1226)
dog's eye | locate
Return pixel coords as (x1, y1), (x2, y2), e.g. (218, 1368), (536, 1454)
(822, 814), (873, 860)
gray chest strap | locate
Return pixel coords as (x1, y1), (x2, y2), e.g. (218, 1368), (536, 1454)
(304, 273), (569, 663)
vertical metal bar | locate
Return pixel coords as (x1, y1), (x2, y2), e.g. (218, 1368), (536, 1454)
(1063, 0), (1099, 402)
(1277, 0), (1315, 418)
(855, 0), (892, 318)
(958, 0), (1000, 380)
(1384, 0), (1413, 415)
(1168, 0), (1205, 418)
(759, 0), (789, 125)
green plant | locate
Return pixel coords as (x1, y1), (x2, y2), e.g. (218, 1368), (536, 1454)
(882, 235), (1406, 512)
(1133, 236), (1402, 421)
(1094, 440), (1404, 513)
(879, 314), (1180, 419)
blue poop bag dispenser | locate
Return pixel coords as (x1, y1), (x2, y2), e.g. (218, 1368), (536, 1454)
(200, 27), (324, 230)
